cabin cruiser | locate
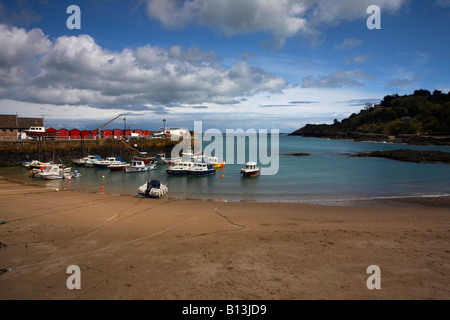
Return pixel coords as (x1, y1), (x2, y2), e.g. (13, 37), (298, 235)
(187, 163), (216, 176)
(166, 162), (195, 176)
(241, 162), (260, 177)
(125, 160), (156, 173)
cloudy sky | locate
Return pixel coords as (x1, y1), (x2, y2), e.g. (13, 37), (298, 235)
(0, 0), (449, 132)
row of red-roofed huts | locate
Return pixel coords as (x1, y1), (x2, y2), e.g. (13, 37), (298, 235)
(44, 128), (152, 139)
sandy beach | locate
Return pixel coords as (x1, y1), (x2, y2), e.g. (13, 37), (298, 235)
(0, 177), (448, 300)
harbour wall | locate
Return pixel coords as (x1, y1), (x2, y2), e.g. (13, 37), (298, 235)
(0, 139), (179, 166)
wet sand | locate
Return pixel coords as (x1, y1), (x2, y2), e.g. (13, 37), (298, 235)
(0, 179), (448, 300)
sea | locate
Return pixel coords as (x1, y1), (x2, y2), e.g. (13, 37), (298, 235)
(1, 135), (450, 205)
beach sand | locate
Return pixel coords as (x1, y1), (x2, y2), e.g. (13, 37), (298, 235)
(0, 178), (448, 300)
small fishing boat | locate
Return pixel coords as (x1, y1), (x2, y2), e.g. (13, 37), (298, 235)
(72, 157), (88, 166)
(241, 162), (260, 177)
(73, 155), (99, 167)
(68, 170), (82, 179)
(154, 153), (168, 163)
(80, 155), (102, 168)
(108, 162), (130, 171)
(138, 180), (168, 198)
(27, 160), (53, 169)
(206, 156), (226, 169)
(187, 163), (216, 176)
(182, 149), (205, 163)
(125, 160), (156, 173)
(94, 157), (126, 169)
(38, 164), (72, 180)
(166, 162), (194, 176)
(155, 152), (182, 164)
(132, 152), (153, 164)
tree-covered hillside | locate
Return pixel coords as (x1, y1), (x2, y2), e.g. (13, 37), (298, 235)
(292, 90), (450, 137)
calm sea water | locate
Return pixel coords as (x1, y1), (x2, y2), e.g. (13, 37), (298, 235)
(2, 135), (450, 204)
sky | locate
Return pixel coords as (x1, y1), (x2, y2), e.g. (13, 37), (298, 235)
(0, 0), (449, 133)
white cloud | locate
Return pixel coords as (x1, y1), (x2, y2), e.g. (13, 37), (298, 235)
(435, 0), (450, 7)
(334, 38), (363, 51)
(302, 69), (375, 88)
(0, 84), (384, 132)
(0, 24), (50, 67)
(147, 0), (308, 40)
(387, 75), (421, 88)
(0, 24), (287, 107)
(145, 0), (407, 47)
(344, 55), (370, 64)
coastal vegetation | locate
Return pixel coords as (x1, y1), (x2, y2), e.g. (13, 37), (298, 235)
(291, 90), (450, 145)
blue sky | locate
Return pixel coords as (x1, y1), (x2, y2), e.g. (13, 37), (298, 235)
(0, 0), (449, 132)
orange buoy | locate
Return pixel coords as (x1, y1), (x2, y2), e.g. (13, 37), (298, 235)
(222, 175), (225, 178)
(101, 186), (105, 190)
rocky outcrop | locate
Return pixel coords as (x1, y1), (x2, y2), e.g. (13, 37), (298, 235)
(350, 149), (450, 164)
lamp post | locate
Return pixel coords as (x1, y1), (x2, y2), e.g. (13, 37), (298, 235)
(163, 119), (166, 139)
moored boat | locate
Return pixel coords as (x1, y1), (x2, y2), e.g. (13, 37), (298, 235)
(125, 160), (156, 173)
(206, 156), (225, 169)
(94, 157), (126, 168)
(77, 155), (102, 168)
(187, 163), (216, 176)
(154, 153), (168, 164)
(73, 155), (100, 167)
(108, 162), (130, 171)
(38, 164), (72, 180)
(182, 149), (205, 163)
(27, 160), (53, 169)
(68, 170), (82, 179)
(132, 152), (153, 164)
(241, 162), (260, 177)
(138, 180), (168, 198)
(166, 162), (194, 176)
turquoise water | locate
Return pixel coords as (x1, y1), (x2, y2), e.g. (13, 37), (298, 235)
(2, 135), (450, 204)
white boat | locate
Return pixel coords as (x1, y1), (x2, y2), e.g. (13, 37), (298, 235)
(187, 163), (216, 176)
(94, 157), (126, 168)
(68, 170), (82, 179)
(181, 149), (205, 163)
(241, 162), (260, 177)
(125, 160), (157, 173)
(27, 160), (53, 169)
(154, 153), (168, 164)
(155, 152), (182, 164)
(38, 164), (72, 180)
(84, 155), (103, 168)
(73, 155), (102, 167)
(206, 156), (226, 169)
(132, 152), (153, 164)
(108, 162), (130, 171)
(138, 180), (168, 198)
(166, 162), (194, 176)
(72, 157), (88, 166)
